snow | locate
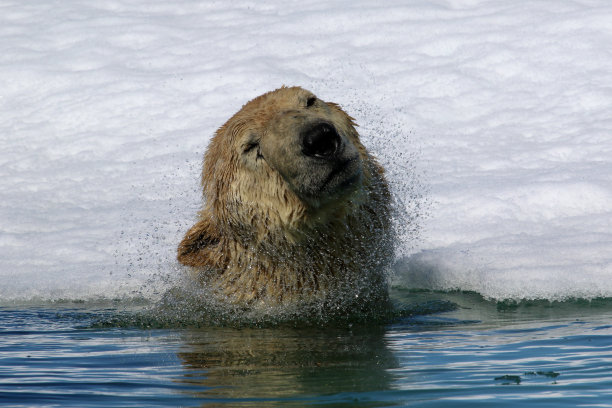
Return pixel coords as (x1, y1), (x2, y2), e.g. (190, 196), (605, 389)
(1, 0), (611, 303)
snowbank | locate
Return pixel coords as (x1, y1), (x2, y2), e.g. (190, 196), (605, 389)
(1, 0), (611, 302)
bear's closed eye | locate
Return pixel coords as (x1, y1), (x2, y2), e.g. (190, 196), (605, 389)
(243, 142), (258, 153)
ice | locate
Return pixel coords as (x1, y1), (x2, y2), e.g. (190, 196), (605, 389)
(1, 0), (611, 303)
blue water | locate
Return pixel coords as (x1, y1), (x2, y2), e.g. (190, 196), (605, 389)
(1, 291), (611, 407)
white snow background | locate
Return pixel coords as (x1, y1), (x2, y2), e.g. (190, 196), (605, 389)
(1, 0), (611, 303)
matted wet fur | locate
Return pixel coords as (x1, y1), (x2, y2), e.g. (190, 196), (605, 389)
(178, 86), (393, 313)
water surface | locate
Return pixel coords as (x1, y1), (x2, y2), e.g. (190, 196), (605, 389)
(1, 291), (611, 407)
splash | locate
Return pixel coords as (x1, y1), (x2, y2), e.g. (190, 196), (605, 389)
(84, 268), (457, 328)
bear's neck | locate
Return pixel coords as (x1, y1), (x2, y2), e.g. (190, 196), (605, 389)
(212, 198), (392, 306)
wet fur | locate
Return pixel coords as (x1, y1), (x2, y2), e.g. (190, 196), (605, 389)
(178, 86), (393, 309)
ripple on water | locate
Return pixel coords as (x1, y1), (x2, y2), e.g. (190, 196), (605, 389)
(1, 293), (612, 407)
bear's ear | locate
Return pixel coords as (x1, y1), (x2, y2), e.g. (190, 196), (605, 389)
(177, 213), (221, 267)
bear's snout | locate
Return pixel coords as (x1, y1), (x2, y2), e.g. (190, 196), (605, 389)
(301, 122), (341, 159)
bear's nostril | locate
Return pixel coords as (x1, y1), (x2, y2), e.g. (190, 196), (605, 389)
(302, 123), (341, 158)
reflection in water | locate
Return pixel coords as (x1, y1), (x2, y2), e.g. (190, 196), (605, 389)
(176, 325), (398, 405)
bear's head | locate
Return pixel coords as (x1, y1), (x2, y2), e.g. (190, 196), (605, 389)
(201, 86), (370, 234)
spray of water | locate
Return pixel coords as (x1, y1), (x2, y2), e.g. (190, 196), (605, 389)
(123, 98), (434, 327)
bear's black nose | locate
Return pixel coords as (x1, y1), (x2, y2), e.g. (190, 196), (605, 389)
(302, 123), (341, 158)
